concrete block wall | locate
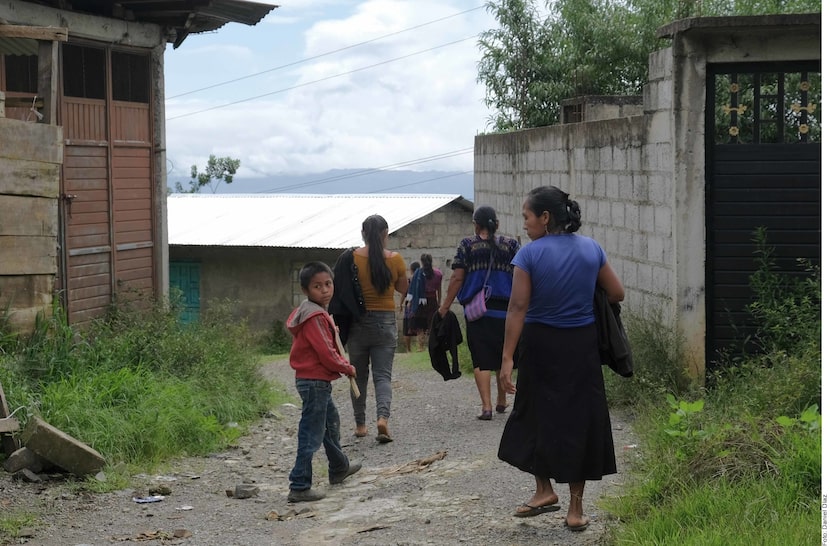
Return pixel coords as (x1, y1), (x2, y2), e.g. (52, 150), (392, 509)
(170, 245), (343, 335)
(635, 46), (676, 323)
(474, 48), (677, 323)
(392, 201), (473, 318)
(393, 202), (471, 271)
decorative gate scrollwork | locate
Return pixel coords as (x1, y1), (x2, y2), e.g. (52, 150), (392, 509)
(713, 64), (821, 144)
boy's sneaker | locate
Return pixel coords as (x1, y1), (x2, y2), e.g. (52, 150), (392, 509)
(287, 488), (326, 503)
(329, 462), (362, 484)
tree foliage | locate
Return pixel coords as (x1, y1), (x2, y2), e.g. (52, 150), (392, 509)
(175, 155), (241, 194)
(477, 0), (557, 131)
(478, 0), (822, 132)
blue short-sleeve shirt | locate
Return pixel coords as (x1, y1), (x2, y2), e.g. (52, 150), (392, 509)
(511, 234), (606, 327)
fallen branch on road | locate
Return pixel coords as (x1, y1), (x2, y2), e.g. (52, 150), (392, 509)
(382, 450), (448, 475)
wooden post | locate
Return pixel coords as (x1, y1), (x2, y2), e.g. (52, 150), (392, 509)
(37, 40), (59, 125)
(0, 380), (21, 456)
(330, 317), (360, 398)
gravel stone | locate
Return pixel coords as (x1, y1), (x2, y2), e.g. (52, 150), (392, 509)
(0, 356), (637, 545)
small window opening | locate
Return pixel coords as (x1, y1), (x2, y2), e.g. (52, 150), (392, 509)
(63, 44), (106, 99)
(112, 51), (150, 103)
(4, 54), (38, 93)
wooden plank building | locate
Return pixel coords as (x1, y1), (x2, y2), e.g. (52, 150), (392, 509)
(0, 1), (277, 330)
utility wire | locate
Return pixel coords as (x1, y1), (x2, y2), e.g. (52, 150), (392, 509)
(376, 170), (473, 193)
(167, 35), (477, 121)
(258, 148), (473, 193)
(165, 9), (484, 193)
(168, 4), (486, 99)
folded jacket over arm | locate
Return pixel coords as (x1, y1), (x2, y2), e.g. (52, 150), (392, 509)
(428, 310), (463, 381)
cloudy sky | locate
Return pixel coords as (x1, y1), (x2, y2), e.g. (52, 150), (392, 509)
(162, 0), (497, 188)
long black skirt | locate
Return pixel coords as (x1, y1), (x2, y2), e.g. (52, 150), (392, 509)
(498, 322), (616, 482)
(409, 295), (439, 333)
(466, 315), (507, 371)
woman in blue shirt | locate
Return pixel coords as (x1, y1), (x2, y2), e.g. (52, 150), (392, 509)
(498, 186), (624, 530)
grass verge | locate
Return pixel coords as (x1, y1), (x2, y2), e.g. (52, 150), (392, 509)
(0, 299), (289, 481)
(604, 239), (820, 545)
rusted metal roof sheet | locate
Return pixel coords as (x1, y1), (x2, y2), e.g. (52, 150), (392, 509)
(168, 194), (474, 249)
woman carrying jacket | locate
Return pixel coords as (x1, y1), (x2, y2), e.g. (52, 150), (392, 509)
(334, 215), (408, 443)
(438, 206), (520, 420)
(498, 186), (624, 528)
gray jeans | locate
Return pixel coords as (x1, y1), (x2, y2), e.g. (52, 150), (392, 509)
(347, 311), (397, 425)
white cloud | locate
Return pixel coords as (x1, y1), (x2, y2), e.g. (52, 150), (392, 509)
(164, 0), (493, 182)
(264, 0), (353, 24)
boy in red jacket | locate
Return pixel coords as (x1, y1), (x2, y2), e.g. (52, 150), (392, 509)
(285, 262), (361, 502)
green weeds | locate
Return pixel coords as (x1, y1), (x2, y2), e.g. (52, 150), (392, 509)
(0, 298), (283, 471)
(0, 512), (38, 544)
(261, 318), (293, 354)
(604, 306), (690, 406)
(606, 239), (820, 545)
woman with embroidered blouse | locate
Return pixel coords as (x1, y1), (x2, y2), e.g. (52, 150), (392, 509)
(438, 206), (520, 420)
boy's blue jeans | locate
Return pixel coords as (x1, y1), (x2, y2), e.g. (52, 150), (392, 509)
(289, 379), (350, 491)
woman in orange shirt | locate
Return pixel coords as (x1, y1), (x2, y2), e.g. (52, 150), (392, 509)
(347, 215), (408, 443)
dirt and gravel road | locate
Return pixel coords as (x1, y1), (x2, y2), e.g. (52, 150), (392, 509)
(1, 354), (636, 546)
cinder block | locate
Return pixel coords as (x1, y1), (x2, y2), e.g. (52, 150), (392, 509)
(21, 416), (106, 476)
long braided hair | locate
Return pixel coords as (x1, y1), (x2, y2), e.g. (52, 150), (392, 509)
(420, 253), (434, 279)
(473, 205), (499, 248)
(362, 214), (393, 294)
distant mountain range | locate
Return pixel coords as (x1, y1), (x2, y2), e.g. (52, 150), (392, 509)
(170, 169), (474, 199)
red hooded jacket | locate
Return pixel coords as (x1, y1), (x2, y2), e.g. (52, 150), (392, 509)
(285, 300), (355, 381)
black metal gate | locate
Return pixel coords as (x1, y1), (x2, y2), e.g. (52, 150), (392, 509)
(705, 61), (821, 366)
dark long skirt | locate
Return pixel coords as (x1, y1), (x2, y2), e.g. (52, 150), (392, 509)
(410, 295), (439, 333)
(465, 315), (506, 371)
(497, 322), (616, 482)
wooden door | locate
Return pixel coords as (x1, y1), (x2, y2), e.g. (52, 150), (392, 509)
(59, 43), (155, 325)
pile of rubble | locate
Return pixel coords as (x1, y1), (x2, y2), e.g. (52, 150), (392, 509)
(1, 381), (105, 482)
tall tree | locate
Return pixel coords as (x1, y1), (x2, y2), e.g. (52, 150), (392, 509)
(478, 0), (822, 132)
(478, 0), (559, 131)
(175, 155), (241, 194)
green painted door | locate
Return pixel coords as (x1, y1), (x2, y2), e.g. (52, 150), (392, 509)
(169, 262), (200, 324)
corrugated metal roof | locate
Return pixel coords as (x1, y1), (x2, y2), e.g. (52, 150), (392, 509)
(168, 194), (474, 249)
(0, 37), (37, 56)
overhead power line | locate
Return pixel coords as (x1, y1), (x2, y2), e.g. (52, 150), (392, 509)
(168, 4), (486, 99)
(258, 148), (474, 193)
(167, 35), (478, 121)
(376, 170), (473, 193)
